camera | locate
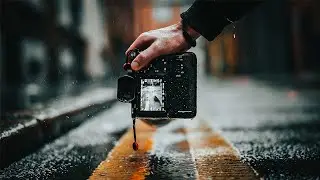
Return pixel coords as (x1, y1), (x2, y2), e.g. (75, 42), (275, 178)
(117, 49), (197, 120)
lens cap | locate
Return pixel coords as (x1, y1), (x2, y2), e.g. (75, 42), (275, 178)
(117, 75), (136, 103)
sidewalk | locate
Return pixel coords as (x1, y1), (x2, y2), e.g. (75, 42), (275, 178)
(0, 85), (117, 169)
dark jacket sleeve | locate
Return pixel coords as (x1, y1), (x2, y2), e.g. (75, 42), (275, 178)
(181, 0), (262, 41)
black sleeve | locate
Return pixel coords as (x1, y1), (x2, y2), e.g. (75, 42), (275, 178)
(180, 0), (263, 41)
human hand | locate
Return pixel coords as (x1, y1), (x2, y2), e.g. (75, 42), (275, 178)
(125, 21), (200, 71)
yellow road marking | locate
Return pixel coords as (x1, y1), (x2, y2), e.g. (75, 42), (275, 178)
(90, 121), (155, 180)
(90, 118), (259, 179)
(186, 119), (259, 179)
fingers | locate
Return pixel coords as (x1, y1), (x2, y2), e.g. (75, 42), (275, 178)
(125, 33), (153, 55)
(131, 43), (162, 71)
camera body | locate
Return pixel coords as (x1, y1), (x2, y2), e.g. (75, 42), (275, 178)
(117, 49), (197, 120)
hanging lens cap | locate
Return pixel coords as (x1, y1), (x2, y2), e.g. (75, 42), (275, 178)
(117, 75), (136, 103)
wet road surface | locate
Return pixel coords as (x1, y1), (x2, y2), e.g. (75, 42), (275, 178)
(1, 77), (320, 179)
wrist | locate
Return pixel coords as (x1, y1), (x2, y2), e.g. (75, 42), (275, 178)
(177, 19), (200, 40)
(185, 25), (201, 40)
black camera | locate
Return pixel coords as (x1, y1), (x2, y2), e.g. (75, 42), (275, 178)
(117, 49), (197, 120)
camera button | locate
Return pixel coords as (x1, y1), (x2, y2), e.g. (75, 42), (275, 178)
(123, 63), (131, 71)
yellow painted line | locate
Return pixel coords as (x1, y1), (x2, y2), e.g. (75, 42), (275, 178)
(90, 117), (260, 179)
(186, 118), (260, 180)
(90, 121), (155, 180)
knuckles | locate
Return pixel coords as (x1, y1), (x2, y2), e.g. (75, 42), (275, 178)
(139, 32), (150, 39)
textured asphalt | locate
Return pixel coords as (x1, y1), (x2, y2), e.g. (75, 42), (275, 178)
(198, 77), (320, 179)
(1, 76), (320, 179)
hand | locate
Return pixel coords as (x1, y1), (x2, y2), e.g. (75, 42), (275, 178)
(125, 21), (200, 71)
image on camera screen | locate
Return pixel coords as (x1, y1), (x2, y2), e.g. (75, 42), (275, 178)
(140, 79), (164, 111)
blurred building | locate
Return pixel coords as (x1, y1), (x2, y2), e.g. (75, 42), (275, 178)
(1, 0), (319, 113)
(1, 0), (108, 112)
(206, 0), (320, 76)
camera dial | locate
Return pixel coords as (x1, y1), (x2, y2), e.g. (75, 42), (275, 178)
(123, 49), (140, 71)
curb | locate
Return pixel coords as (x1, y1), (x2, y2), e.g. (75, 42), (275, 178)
(0, 88), (117, 169)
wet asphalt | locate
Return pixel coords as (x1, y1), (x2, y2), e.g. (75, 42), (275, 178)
(198, 77), (320, 179)
(0, 103), (131, 179)
(1, 76), (320, 179)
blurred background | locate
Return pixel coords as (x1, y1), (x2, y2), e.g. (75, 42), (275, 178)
(1, 0), (319, 113)
(2, 1), (320, 177)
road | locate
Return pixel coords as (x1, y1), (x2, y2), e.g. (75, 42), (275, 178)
(1, 75), (320, 179)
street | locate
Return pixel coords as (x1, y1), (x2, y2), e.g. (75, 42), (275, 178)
(2, 0), (320, 179)
(1, 76), (320, 179)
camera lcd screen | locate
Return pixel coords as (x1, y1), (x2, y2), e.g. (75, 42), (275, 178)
(140, 79), (164, 111)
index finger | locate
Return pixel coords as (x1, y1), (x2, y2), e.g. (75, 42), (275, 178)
(125, 34), (153, 55)
(131, 43), (163, 71)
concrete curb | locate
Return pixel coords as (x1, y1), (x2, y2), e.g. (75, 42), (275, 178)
(0, 88), (117, 169)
